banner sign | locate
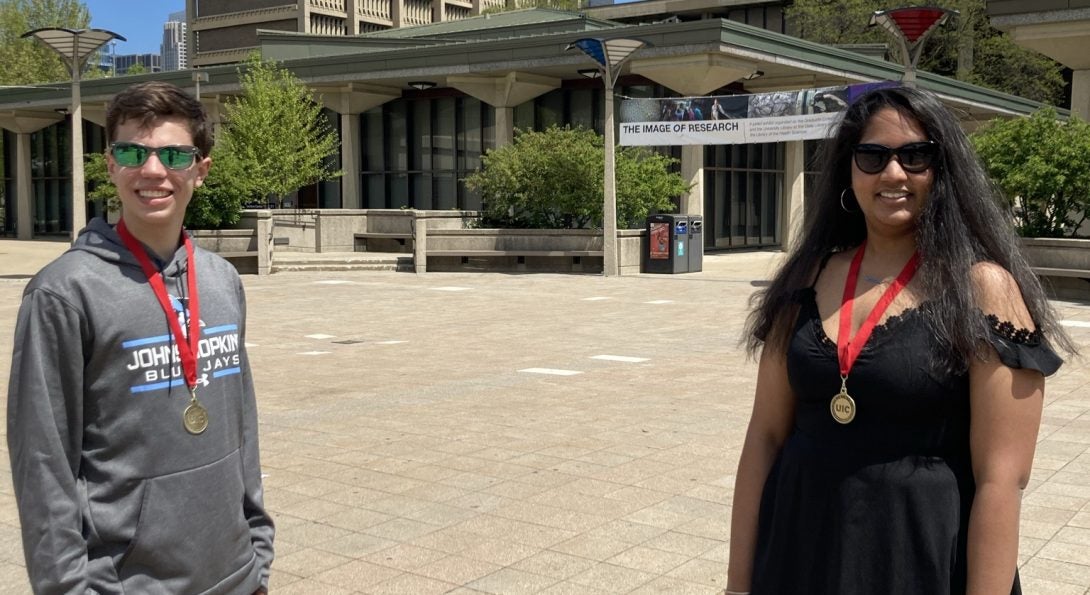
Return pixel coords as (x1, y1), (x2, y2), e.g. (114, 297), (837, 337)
(619, 82), (894, 146)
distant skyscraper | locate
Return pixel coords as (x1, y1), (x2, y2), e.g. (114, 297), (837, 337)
(114, 53), (163, 75)
(163, 10), (187, 71)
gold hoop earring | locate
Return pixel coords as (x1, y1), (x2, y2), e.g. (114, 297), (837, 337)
(840, 188), (858, 213)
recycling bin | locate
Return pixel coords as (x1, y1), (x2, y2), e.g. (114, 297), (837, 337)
(644, 214), (689, 274)
(687, 215), (703, 272)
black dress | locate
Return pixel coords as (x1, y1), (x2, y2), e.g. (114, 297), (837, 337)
(750, 288), (1062, 595)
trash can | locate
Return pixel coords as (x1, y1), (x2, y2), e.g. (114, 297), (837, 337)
(687, 215), (703, 272)
(644, 214), (689, 274)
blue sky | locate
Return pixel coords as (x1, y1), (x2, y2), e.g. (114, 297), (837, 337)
(84, 0), (185, 55)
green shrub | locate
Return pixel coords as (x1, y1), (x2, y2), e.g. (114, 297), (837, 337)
(465, 125), (687, 229)
(972, 108), (1090, 237)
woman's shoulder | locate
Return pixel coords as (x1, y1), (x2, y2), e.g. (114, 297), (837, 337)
(970, 261), (1035, 330)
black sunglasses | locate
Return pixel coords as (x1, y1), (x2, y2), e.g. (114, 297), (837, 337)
(110, 142), (201, 170)
(852, 141), (937, 174)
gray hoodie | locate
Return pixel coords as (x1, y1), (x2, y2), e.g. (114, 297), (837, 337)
(7, 218), (274, 594)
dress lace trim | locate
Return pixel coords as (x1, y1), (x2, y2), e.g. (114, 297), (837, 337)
(985, 314), (1042, 345)
(809, 299), (926, 352)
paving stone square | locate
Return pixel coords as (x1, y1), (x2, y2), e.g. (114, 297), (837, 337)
(1, 240), (1088, 594)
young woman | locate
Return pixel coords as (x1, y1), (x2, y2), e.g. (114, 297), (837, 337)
(725, 86), (1072, 595)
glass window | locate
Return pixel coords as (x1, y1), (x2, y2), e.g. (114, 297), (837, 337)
(357, 95), (494, 211)
(1, 131), (13, 235)
(705, 141), (785, 249)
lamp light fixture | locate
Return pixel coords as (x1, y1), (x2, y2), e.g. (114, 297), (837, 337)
(407, 81), (436, 91)
(869, 7), (956, 86)
(577, 68), (601, 79)
(192, 69), (209, 98)
(743, 70), (764, 80)
(22, 27), (126, 240)
(565, 37), (648, 278)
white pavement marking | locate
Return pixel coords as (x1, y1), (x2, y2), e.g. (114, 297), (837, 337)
(314, 280), (355, 285)
(519, 368), (583, 376)
(644, 300), (675, 304)
(376, 340), (409, 345)
(305, 334), (336, 340)
(591, 355), (650, 363)
(1060, 320), (1090, 328)
(582, 297), (612, 301)
(430, 286), (472, 292)
(299, 351), (331, 356)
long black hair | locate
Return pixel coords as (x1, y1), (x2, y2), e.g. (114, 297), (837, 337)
(745, 86), (1074, 370)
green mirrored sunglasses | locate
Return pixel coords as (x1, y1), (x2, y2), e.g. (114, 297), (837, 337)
(110, 142), (201, 170)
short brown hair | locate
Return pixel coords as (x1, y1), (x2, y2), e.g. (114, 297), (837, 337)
(106, 81), (212, 155)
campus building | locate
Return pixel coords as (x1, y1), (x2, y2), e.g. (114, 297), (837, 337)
(114, 53), (164, 75)
(185, 0), (510, 67)
(163, 10), (189, 72)
(0, 7), (1053, 249)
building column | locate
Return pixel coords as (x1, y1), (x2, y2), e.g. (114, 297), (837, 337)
(392, 0), (404, 28)
(495, 106), (514, 148)
(298, 0), (311, 33)
(341, 113), (361, 208)
(1072, 69), (1090, 121)
(781, 140), (806, 250)
(679, 145), (703, 216)
(346, 0), (360, 34)
(185, 0), (196, 71)
(16, 132), (33, 240)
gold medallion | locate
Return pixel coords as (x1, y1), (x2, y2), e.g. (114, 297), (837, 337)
(183, 392), (209, 435)
(830, 390), (856, 425)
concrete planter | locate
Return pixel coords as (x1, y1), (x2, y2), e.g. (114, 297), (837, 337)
(266, 208), (476, 253)
(423, 228), (646, 274)
(190, 210), (273, 275)
(1021, 237), (1090, 300)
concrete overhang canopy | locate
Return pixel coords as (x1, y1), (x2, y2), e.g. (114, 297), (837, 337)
(0, 110), (64, 134)
(314, 82), (402, 114)
(989, 14), (1090, 69)
(630, 53), (761, 95)
(447, 72), (561, 107)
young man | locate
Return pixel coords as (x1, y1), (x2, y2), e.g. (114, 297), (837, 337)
(7, 81), (274, 594)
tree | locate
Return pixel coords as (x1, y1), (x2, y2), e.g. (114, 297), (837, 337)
(0, 0), (91, 85)
(465, 125), (687, 229)
(219, 53), (341, 208)
(786, 0), (1066, 105)
(971, 109), (1090, 237)
(124, 61), (146, 75)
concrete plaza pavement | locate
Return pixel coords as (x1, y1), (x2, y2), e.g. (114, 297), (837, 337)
(1, 239), (1089, 594)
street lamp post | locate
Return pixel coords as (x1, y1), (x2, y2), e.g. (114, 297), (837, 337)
(192, 69), (208, 98)
(869, 7), (956, 87)
(567, 37), (647, 277)
(22, 27), (125, 240)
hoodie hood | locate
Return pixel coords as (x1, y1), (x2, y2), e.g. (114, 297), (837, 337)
(71, 217), (189, 276)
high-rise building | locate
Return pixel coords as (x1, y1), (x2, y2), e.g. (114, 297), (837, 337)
(185, 0), (508, 67)
(114, 53), (163, 75)
(163, 10), (188, 71)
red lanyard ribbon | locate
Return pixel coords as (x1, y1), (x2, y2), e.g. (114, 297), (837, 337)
(116, 219), (201, 392)
(837, 241), (920, 377)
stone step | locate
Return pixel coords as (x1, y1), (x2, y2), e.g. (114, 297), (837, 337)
(270, 251), (414, 273)
(271, 262), (411, 273)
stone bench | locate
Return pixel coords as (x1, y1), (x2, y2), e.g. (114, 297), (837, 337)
(354, 231), (414, 252)
(1030, 266), (1090, 279)
(424, 248), (603, 272)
